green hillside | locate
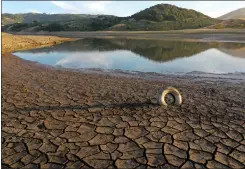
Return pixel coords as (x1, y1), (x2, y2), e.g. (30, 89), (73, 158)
(2, 4), (220, 32)
(2, 13), (98, 25)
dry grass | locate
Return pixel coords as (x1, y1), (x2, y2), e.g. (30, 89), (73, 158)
(2, 32), (76, 54)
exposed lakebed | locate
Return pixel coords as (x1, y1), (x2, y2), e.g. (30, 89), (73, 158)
(13, 38), (245, 74)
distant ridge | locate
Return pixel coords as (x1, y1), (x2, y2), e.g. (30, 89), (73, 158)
(218, 8), (245, 20)
(2, 3), (219, 31)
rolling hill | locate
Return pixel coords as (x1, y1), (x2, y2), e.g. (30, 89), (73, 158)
(2, 4), (219, 32)
(2, 13), (99, 25)
(218, 8), (245, 20)
(110, 4), (217, 31)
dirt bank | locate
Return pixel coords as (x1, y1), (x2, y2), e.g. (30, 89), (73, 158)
(12, 29), (245, 43)
(2, 32), (76, 54)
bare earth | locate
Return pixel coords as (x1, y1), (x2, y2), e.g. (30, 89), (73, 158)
(14, 28), (245, 43)
(2, 33), (245, 169)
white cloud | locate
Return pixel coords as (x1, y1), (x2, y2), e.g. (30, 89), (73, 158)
(56, 52), (113, 68)
(28, 9), (41, 14)
(51, 1), (80, 13)
(51, 1), (111, 14)
(82, 1), (111, 13)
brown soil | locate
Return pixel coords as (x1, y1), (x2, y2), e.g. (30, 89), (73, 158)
(2, 33), (245, 169)
(2, 32), (76, 54)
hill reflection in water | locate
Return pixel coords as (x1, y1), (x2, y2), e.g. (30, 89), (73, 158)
(14, 38), (245, 74)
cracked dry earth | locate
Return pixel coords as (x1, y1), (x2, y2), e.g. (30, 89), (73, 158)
(2, 54), (245, 169)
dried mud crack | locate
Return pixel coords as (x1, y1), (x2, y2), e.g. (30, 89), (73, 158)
(2, 33), (245, 169)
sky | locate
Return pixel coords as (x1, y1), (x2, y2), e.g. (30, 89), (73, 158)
(2, 1), (245, 18)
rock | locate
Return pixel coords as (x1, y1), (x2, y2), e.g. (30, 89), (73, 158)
(125, 127), (148, 139)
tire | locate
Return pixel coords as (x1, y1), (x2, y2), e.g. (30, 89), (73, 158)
(157, 87), (182, 106)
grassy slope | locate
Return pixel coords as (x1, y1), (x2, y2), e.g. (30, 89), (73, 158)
(1, 32), (75, 54)
(2, 4), (220, 32)
(218, 8), (245, 20)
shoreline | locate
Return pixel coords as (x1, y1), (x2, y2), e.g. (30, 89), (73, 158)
(10, 28), (245, 43)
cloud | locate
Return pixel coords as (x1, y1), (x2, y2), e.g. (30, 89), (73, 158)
(82, 1), (111, 13)
(28, 9), (41, 14)
(56, 52), (113, 68)
(51, 1), (111, 14)
(51, 1), (80, 13)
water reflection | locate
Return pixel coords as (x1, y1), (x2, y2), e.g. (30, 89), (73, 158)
(14, 38), (245, 74)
